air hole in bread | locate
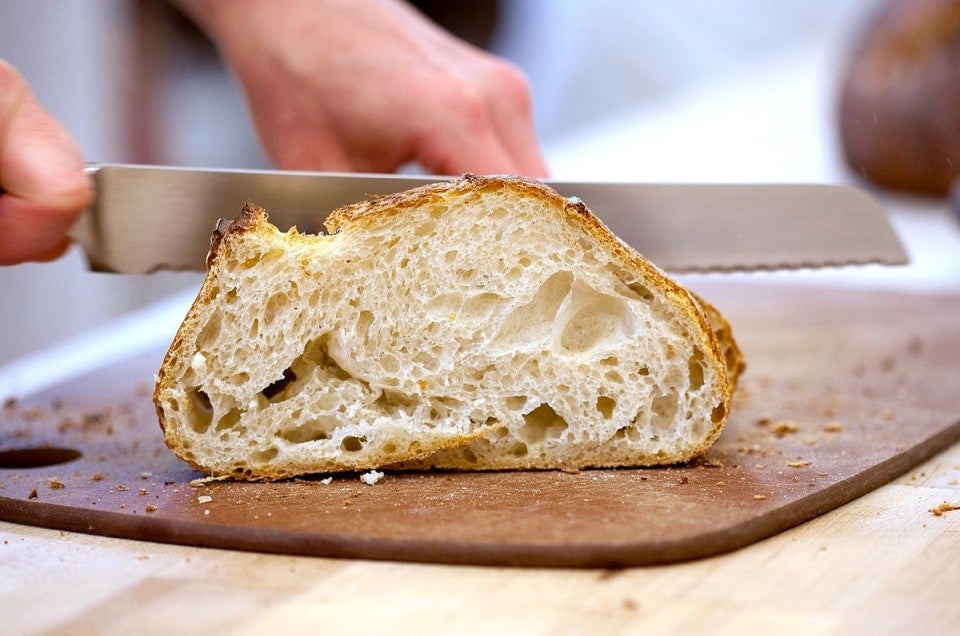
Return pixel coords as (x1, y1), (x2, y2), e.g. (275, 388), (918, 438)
(509, 442), (529, 457)
(278, 419), (333, 443)
(613, 425), (640, 442)
(505, 396), (527, 411)
(357, 310), (374, 336)
(215, 407), (242, 432)
(186, 389), (214, 434)
(558, 283), (633, 354)
(251, 446), (278, 464)
(341, 436), (365, 452)
(651, 392), (680, 430)
(521, 403), (569, 443)
(494, 271), (572, 345)
(196, 315), (222, 349)
(416, 218), (437, 237)
(604, 370), (624, 384)
(711, 403), (727, 424)
(262, 368), (297, 400)
(491, 206), (508, 220)
(461, 292), (505, 321)
(444, 249), (458, 264)
(688, 349), (705, 391)
(596, 396), (616, 420)
(627, 282), (655, 302)
(374, 389), (419, 416)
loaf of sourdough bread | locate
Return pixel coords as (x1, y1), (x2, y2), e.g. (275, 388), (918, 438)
(154, 175), (743, 480)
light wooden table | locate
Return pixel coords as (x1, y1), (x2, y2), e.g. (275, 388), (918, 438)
(3, 438), (958, 635)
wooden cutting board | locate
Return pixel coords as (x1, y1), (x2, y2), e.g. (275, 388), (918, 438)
(1, 281), (958, 567)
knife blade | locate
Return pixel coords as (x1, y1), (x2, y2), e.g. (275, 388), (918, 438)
(68, 163), (908, 274)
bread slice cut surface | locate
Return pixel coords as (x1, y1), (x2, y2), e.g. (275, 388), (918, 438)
(154, 175), (742, 480)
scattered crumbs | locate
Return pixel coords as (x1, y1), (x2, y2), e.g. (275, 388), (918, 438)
(824, 422), (844, 433)
(190, 475), (230, 487)
(754, 463), (766, 470)
(48, 479), (65, 490)
(91, 473), (104, 482)
(203, 509), (210, 516)
(930, 502), (960, 517)
(755, 417), (772, 427)
(119, 503), (127, 509)
(137, 555), (149, 561)
(700, 458), (724, 468)
(677, 476), (689, 485)
(138, 488), (148, 496)
(320, 477), (333, 485)
(715, 481), (725, 487)
(27, 488), (38, 500)
(197, 495), (213, 504)
(139, 472), (153, 479)
(116, 484), (129, 492)
(787, 460), (812, 468)
(360, 470), (385, 486)
(773, 422), (801, 437)
(145, 505), (157, 513)
(753, 494), (767, 500)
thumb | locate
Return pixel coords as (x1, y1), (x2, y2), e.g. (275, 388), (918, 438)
(0, 59), (93, 212)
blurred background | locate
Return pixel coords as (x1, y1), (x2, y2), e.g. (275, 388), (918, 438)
(2, 0), (956, 367)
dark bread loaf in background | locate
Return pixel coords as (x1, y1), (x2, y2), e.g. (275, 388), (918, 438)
(839, 0), (960, 196)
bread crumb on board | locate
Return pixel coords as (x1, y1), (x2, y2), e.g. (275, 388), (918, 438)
(929, 502), (960, 517)
(360, 470), (385, 486)
(197, 495), (213, 504)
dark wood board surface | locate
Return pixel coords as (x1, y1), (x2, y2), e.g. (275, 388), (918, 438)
(1, 281), (958, 567)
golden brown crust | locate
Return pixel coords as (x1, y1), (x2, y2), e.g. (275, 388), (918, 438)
(206, 202), (267, 268)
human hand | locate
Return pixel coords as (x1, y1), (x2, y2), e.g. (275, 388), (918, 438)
(0, 60), (93, 265)
(175, 0), (548, 176)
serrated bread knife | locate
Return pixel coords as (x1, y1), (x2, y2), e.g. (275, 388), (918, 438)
(68, 163), (908, 274)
